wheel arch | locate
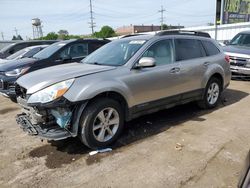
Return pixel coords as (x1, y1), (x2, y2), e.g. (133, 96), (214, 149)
(88, 91), (130, 121)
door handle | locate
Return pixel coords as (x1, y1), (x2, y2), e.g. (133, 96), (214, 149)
(203, 62), (210, 67)
(170, 67), (180, 74)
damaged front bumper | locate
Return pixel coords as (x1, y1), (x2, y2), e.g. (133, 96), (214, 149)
(16, 96), (87, 141)
(16, 114), (72, 140)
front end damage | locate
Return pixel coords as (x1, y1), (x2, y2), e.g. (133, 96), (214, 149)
(15, 86), (87, 141)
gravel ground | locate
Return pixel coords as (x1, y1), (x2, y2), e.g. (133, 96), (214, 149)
(0, 80), (249, 188)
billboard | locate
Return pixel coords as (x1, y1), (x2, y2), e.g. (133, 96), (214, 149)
(223, 0), (250, 24)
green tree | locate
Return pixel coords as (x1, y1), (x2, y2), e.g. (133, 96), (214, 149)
(40, 32), (58, 40)
(162, 24), (170, 30)
(12, 35), (17, 40)
(93, 26), (116, 38)
(16, 35), (23, 40)
(58, 30), (69, 40)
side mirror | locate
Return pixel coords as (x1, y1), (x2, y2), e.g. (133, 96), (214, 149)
(223, 40), (230, 45)
(135, 57), (156, 69)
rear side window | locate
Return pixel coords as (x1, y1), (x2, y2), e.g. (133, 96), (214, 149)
(59, 43), (88, 59)
(202, 40), (220, 56)
(175, 39), (205, 61)
(23, 47), (41, 58)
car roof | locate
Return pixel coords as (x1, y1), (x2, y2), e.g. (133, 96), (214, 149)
(118, 35), (155, 41)
(26, 45), (49, 49)
(54, 38), (110, 45)
(118, 32), (211, 42)
(239, 30), (250, 34)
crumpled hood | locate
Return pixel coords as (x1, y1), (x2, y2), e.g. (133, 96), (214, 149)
(17, 63), (116, 94)
(0, 57), (37, 71)
(223, 45), (250, 58)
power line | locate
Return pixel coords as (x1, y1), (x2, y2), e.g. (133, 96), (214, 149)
(1, 32), (4, 40)
(89, 0), (96, 34)
(158, 5), (166, 30)
(14, 27), (18, 36)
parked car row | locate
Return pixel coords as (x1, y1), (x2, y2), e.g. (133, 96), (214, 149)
(0, 40), (57, 59)
(223, 31), (250, 77)
(5, 30), (230, 149)
(2, 30), (250, 149)
(0, 45), (48, 63)
(0, 39), (109, 101)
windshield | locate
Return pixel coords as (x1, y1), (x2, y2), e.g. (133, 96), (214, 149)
(6, 48), (27, 60)
(0, 43), (15, 53)
(230, 34), (250, 46)
(0, 42), (15, 51)
(33, 42), (66, 59)
(82, 39), (147, 66)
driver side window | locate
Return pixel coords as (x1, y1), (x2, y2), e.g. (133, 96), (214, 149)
(59, 43), (88, 59)
(142, 40), (174, 66)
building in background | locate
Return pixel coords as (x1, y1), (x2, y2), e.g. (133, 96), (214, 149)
(116, 25), (183, 35)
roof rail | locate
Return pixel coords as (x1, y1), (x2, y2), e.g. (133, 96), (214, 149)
(156, 30), (211, 38)
(121, 34), (145, 38)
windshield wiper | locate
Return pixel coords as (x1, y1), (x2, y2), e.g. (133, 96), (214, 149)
(85, 62), (105, 65)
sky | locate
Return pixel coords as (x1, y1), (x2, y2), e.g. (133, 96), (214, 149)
(0, 0), (216, 40)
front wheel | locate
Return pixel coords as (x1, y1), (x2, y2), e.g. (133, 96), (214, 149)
(79, 98), (124, 149)
(198, 77), (222, 109)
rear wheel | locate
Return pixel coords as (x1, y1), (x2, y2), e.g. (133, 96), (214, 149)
(198, 77), (222, 109)
(79, 98), (124, 149)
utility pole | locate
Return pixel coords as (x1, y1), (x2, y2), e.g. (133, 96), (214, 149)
(1, 32), (4, 40)
(89, 0), (96, 34)
(14, 27), (18, 36)
(158, 5), (166, 30)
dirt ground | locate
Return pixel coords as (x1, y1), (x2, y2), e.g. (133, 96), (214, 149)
(0, 80), (250, 188)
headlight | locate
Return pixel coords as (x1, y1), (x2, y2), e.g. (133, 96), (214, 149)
(27, 79), (75, 104)
(5, 67), (30, 77)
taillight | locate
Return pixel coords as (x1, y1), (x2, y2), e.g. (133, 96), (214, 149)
(225, 55), (230, 63)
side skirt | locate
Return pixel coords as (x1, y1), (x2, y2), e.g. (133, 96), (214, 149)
(128, 89), (204, 120)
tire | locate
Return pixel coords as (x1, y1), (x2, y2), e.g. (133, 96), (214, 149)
(198, 77), (222, 109)
(10, 96), (17, 103)
(78, 97), (124, 149)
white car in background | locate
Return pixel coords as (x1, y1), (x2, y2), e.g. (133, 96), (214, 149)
(0, 45), (48, 63)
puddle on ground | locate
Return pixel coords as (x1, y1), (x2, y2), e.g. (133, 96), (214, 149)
(29, 138), (90, 169)
(0, 107), (19, 115)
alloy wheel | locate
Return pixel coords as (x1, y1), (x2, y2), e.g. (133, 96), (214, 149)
(92, 107), (120, 142)
(207, 82), (220, 105)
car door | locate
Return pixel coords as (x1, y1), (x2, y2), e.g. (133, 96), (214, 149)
(125, 39), (182, 109)
(174, 38), (208, 98)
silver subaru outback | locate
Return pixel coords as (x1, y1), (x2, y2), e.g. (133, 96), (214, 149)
(15, 31), (231, 149)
